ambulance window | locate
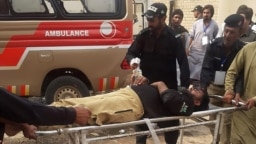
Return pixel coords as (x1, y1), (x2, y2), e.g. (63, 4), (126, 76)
(11, 0), (51, 14)
(84, 0), (116, 13)
(44, 0), (54, 14)
(60, 0), (84, 13)
(60, 0), (116, 14)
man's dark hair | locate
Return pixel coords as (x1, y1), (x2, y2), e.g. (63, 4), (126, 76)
(236, 5), (248, 14)
(171, 9), (184, 18)
(203, 4), (214, 17)
(237, 6), (253, 22)
(193, 91), (209, 112)
(192, 5), (203, 13)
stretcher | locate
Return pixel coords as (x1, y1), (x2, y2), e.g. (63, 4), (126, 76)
(35, 95), (246, 144)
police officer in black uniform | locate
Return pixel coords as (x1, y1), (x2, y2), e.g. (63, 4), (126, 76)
(201, 14), (245, 96)
(200, 14), (246, 144)
(123, 2), (190, 144)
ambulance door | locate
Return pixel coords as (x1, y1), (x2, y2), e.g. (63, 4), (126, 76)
(133, 0), (149, 38)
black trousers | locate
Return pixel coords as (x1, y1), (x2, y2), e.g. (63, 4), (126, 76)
(135, 120), (180, 144)
(0, 123), (4, 143)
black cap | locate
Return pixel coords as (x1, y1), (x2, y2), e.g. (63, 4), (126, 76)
(143, 3), (167, 20)
(224, 14), (244, 28)
(191, 5), (203, 12)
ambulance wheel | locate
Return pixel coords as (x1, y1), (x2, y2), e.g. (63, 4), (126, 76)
(45, 75), (90, 104)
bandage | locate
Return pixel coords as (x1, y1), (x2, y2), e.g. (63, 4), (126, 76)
(130, 57), (141, 66)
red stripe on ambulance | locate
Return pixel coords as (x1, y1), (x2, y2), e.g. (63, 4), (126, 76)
(110, 76), (119, 90)
(0, 47), (26, 66)
(6, 85), (16, 94)
(20, 85), (30, 96)
(99, 78), (107, 91)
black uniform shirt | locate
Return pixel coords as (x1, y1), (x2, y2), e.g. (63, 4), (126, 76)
(126, 26), (190, 89)
(200, 37), (245, 89)
(131, 84), (194, 118)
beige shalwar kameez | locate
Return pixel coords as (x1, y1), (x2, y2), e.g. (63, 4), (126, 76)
(51, 86), (144, 125)
(225, 42), (256, 144)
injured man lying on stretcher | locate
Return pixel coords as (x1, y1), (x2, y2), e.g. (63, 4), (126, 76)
(4, 81), (205, 139)
(51, 81), (205, 125)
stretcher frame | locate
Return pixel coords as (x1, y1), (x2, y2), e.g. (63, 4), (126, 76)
(35, 95), (246, 144)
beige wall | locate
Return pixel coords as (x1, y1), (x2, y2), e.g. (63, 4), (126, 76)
(216, 0), (256, 25)
(154, 0), (256, 31)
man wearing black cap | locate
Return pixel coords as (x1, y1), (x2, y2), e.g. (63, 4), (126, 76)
(217, 5), (256, 41)
(123, 2), (190, 144)
(200, 14), (245, 144)
(191, 5), (203, 20)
